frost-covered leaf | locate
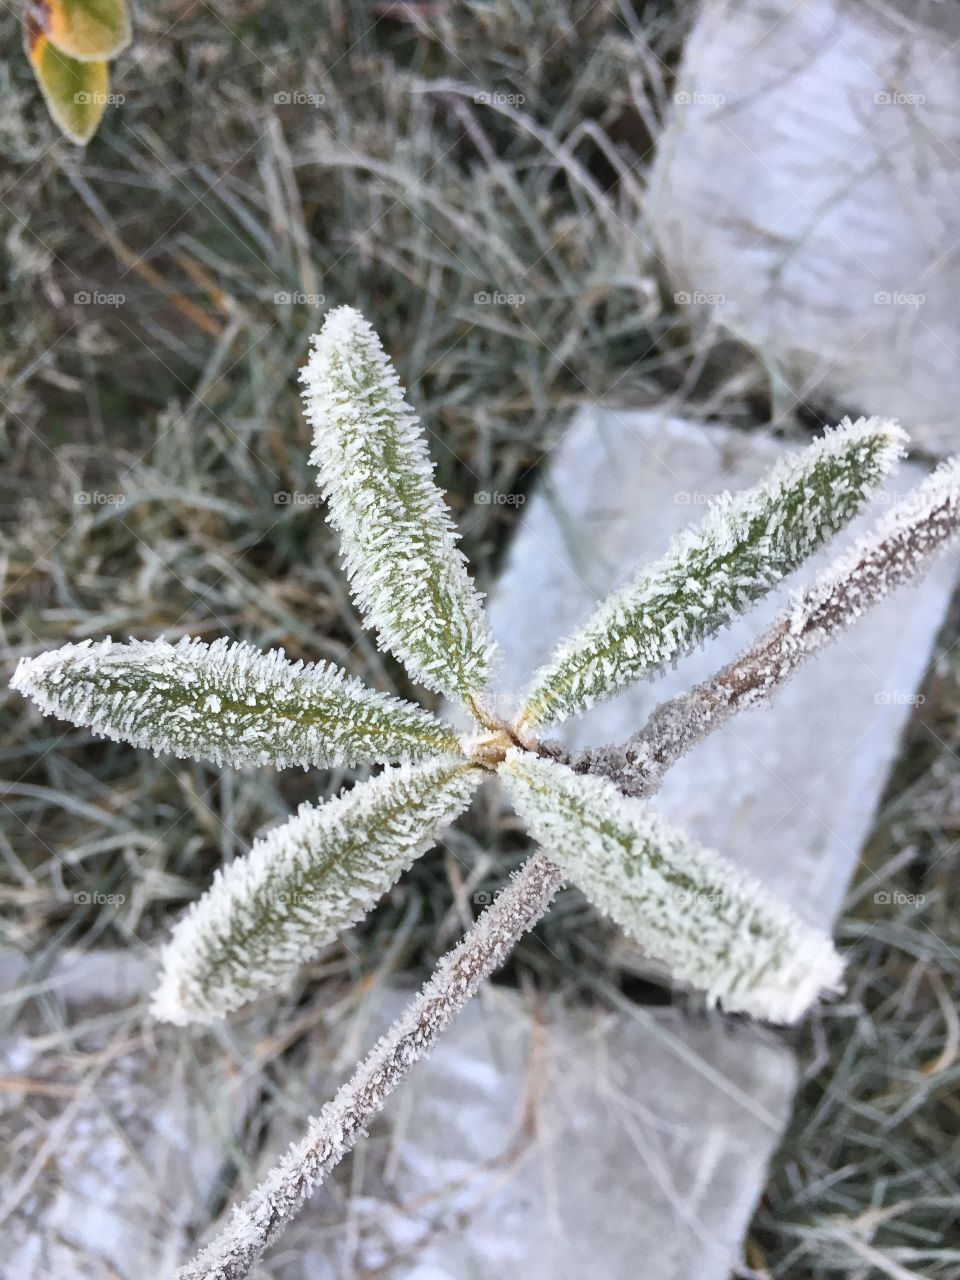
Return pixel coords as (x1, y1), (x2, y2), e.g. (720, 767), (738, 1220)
(571, 455), (960, 798)
(153, 758), (482, 1024)
(300, 306), (497, 706)
(501, 751), (843, 1022)
(516, 416), (905, 731)
(788, 454), (960, 645)
(11, 636), (460, 769)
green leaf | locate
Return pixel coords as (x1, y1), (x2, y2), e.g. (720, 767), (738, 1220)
(516, 417), (905, 731)
(501, 751), (843, 1022)
(26, 25), (109, 145)
(152, 758), (482, 1023)
(36, 0), (131, 61)
(11, 636), (462, 769)
(300, 307), (497, 708)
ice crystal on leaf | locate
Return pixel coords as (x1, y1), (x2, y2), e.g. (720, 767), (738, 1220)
(11, 637), (460, 770)
(500, 751), (843, 1022)
(153, 758), (482, 1024)
(10, 306), (919, 1044)
(516, 416), (905, 731)
(300, 306), (497, 706)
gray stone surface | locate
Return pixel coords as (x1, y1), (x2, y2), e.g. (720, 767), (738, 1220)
(268, 987), (796, 1280)
(0, 949), (258, 1280)
(647, 0), (960, 456)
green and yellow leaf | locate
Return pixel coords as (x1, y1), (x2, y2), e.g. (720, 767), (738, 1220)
(30, 0), (131, 61)
(26, 19), (109, 145)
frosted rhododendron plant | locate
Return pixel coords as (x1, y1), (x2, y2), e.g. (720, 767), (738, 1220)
(12, 306), (960, 1280)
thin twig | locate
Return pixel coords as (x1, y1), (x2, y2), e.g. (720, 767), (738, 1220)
(562, 462), (960, 797)
(176, 853), (564, 1280)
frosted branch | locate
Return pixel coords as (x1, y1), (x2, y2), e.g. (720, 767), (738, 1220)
(516, 416), (905, 732)
(175, 852), (564, 1280)
(568, 457), (960, 797)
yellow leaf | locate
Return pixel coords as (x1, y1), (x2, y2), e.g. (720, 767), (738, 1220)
(29, 0), (131, 62)
(26, 22), (110, 145)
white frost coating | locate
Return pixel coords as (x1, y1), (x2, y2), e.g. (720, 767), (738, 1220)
(788, 454), (960, 642)
(568, 455), (960, 799)
(516, 416), (906, 731)
(152, 758), (482, 1024)
(500, 751), (843, 1023)
(175, 852), (564, 1280)
(300, 306), (497, 704)
(10, 636), (460, 769)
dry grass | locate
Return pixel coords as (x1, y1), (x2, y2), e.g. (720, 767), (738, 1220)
(0, 1), (957, 1276)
